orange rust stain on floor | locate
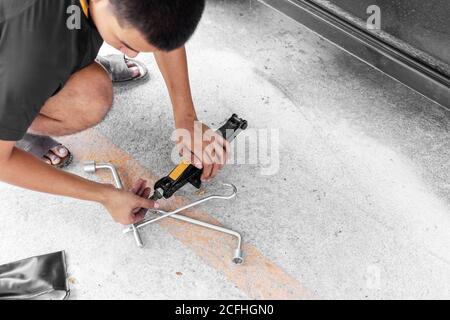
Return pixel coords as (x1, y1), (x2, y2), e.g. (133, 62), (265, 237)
(60, 129), (315, 300)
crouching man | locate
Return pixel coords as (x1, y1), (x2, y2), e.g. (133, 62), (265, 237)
(0, 0), (230, 224)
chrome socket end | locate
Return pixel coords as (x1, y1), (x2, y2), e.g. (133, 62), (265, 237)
(232, 249), (244, 265)
(83, 161), (97, 174)
(133, 229), (144, 248)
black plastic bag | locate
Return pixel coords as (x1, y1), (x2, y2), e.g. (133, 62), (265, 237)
(0, 251), (69, 300)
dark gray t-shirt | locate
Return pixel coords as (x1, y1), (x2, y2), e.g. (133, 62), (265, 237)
(0, 0), (103, 141)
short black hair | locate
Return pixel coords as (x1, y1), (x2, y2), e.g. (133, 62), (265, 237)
(110, 0), (206, 52)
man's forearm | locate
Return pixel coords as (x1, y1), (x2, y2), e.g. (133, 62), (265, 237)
(0, 147), (108, 203)
(154, 46), (198, 127)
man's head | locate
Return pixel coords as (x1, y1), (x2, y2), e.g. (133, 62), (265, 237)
(90, 0), (206, 57)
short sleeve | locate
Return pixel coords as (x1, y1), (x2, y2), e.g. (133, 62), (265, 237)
(0, 0), (65, 141)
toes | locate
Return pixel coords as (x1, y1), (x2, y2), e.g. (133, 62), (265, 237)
(44, 151), (61, 165)
(51, 145), (69, 158)
(130, 66), (140, 78)
(125, 61), (142, 78)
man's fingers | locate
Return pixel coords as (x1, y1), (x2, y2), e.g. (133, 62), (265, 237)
(210, 131), (229, 156)
(138, 197), (159, 209)
(201, 146), (216, 180)
(176, 123), (231, 182)
(137, 180), (148, 197)
(117, 214), (136, 226)
(130, 179), (145, 194)
(211, 148), (224, 179)
(210, 163), (221, 179)
(142, 187), (151, 199)
(201, 164), (212, 181)
(213, 142), (226, 168)
(212, 134), (230, 163)
(133, 212), (146, 223)
(180, 146), (203, 169)
(215, 134), (227, 149)
(201, 158), (214, 181)
(138, 189), (152, 214)
(137, 207), (148, 216)
(204, 143), (225, 180)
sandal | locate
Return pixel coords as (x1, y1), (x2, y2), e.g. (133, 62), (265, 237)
(16, 134), (73, 169)
(96, 54), (149, 83)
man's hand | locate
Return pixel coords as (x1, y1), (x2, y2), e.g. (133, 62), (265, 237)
(154, 47), (230, 181)
(100, 179), (158, 225)
(176, 120), (231, 181)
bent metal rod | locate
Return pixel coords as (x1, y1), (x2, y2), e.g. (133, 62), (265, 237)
(84, 161), (244, 264)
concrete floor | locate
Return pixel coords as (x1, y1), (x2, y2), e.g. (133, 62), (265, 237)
(1, 0), (449, 299)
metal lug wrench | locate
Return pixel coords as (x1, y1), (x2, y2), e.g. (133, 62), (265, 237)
(123, 183), (244, 264)
(83, 161), (144, 248)
(84, 162), (244, 264)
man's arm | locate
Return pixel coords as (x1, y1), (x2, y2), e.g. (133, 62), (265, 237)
(0, 140), (156, 224)
(154, 46), (197, 127)
(154, 46), (230, 181)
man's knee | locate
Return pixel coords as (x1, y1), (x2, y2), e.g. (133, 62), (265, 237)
(77, 96), (112, 130)
(31, 63), (113, 136)
(83, 79), (113, 126)
(71, 64), (113, 129)
(33, 63), (113, 135)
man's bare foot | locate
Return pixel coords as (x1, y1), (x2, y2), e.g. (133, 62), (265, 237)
(96, 55), (149, 83)
(126, 61), (141, 78)
(43, 145), (70, 166)
(16, 134), (73, 168)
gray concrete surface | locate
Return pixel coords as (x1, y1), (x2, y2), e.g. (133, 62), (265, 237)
(1, 0), (449, 299)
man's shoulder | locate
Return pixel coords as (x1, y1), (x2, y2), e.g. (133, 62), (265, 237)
(0, 0), (36, 23)
(0, 0), (76, 23)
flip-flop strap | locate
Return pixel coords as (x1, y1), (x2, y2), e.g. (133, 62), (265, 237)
(16, 134), (62, 158)
(96, 54), (147, 82)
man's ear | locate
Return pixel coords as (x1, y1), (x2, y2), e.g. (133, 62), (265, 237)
(91, 0), (115, 18)
(90, 0), (110, 8)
